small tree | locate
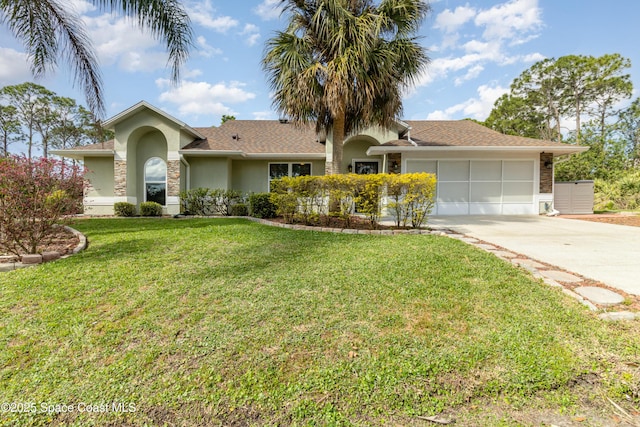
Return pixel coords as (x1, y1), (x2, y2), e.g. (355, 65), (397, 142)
(0, 156), (84, 255)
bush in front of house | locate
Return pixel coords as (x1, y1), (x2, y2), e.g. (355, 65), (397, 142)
(248, 193), (277, 219)
(0, 155), (85, 255)
(140, 201), (163, 216)
(180, 188), (245, 216)
(270, 173), (437, 229)
(213, 189), (244, 216)
(230, 203), (248, 216)
(180, 187), (215, 215)
(114, 202), (136, 217)
(387, 173), (437, 228)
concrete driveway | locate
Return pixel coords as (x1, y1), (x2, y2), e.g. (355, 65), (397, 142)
(428, 215), (640, 296)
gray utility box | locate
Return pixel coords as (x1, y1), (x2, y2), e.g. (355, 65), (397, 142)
(554, 181), (594, 214)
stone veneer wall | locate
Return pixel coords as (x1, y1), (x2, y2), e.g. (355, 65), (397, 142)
(167, 160), (180, 196)
(114, 160), (127, 196)
(539, 153), (553, 193)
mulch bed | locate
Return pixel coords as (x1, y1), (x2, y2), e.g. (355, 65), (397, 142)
(0, 227), (80, 262)
(561, 212), (640, 227)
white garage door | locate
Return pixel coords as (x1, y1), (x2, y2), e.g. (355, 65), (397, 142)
(406, 160), (535, 215)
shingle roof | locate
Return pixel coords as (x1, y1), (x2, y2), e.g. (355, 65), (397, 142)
(70, 140), (115, 150)
(383, 120), (573, 148)
(183, 120), (324, 154)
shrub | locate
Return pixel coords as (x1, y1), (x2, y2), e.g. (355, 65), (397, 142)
(0, 156), (84, 255)
(249, 193), (276, 218)
(180, 187), (215, 215)
(140, 201), (163, 216)
(230, 203), (248, 216)
(270, 177), (298, 223)
(214, 189), (244, 216)
(114, 202), (136, 217)
(387, 173), (437, 228)
(269, 173), (437, 229)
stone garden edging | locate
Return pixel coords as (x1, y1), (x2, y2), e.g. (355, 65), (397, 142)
(0, 226), (87, 273)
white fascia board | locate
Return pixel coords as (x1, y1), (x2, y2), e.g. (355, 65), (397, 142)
(50, 149), (114, 160)
(366, 145), (589, 157)
(102, 100), (205, 140)
(179, 150), (244, 157)
(243, 153), (326, 159)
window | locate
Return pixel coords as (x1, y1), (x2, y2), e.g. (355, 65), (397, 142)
(144, 157), (166, 206)
(269, 163), (312, 187)
(354, 161), (379, 175)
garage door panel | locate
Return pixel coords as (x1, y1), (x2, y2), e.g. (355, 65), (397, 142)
(470, 181), (502, 202)
(438, 202), (469, 215)
(470, 161), (501, 181)
(406, 160), (437, 174)
(503, 181), (533, 202)
(504, 161), (534, 180)
(470, 203), (502, 215)
(437, 182), (469, 202)
(439, 161), (469, 181)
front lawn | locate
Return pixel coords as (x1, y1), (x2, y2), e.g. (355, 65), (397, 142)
(0, 218), (638, 426)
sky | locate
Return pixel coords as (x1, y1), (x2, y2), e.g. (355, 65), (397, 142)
(1, 0), (640, 152)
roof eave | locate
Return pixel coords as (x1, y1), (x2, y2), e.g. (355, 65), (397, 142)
(179, 149), (244, 157)
(50, 149), (114, 160)
(244, 153), (326, 159)
(367, 145), (589, 156)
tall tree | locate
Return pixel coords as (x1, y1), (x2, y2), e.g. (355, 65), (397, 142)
(484, 93), (551, 140)
(510, 58), (564, 141)
(263, 0), (429, 175)
(0, 83), (54, 159)
(0, 104), (21, 156)
(585, 54), (633, 140)
(619, 97), (640, 167)
(0, 0), (193, 117)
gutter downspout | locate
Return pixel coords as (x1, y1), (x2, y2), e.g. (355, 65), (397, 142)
(180, 155), (191, 191)
(407, 128), (418, 147)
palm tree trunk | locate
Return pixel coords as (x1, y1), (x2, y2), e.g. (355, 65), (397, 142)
(331, 112), (346, 175)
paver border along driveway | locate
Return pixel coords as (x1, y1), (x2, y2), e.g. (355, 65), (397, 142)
(428, 215), (640, 296)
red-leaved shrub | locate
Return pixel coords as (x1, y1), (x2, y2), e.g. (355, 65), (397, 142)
(0, 156), (84, 255)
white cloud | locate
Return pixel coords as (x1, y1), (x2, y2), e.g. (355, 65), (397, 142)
(426, 84), (508, 121)
(475, 0), (542, 42)
(156, 79), (256, 118)
(241, 24), (261, 46)
(421, 0), (543, 88)
(186, 0), (239, 32)
(81, 13), (167, 73)
(196, 36), (223, 57)
(454, 65), (484, 86)
(0, 48), (31, 85)
(253, 0), (284, 21)
(434, 5), (476, 33)
(67, 0), (96, 15)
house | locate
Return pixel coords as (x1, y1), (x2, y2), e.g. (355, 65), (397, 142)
(51, 101), (587, 216)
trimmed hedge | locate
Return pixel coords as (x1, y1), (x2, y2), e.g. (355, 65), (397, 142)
(114, 202), (136, 217)
(270, 173), (436, 228)
(249, 193), (277, 219)
(140, 201), (163, 216)
(179, 188), (244, 216)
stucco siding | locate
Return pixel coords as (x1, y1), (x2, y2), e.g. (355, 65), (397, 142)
(84, 157), (114, 197)
(231, 159), (325, 193)
(188, 157), (232, 190)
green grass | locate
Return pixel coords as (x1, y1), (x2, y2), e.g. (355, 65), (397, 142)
(0, 218), (639, 426)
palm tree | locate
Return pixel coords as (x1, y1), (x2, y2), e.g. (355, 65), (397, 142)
(263, 0), (429, 175)
(0, 0), (193, 118)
